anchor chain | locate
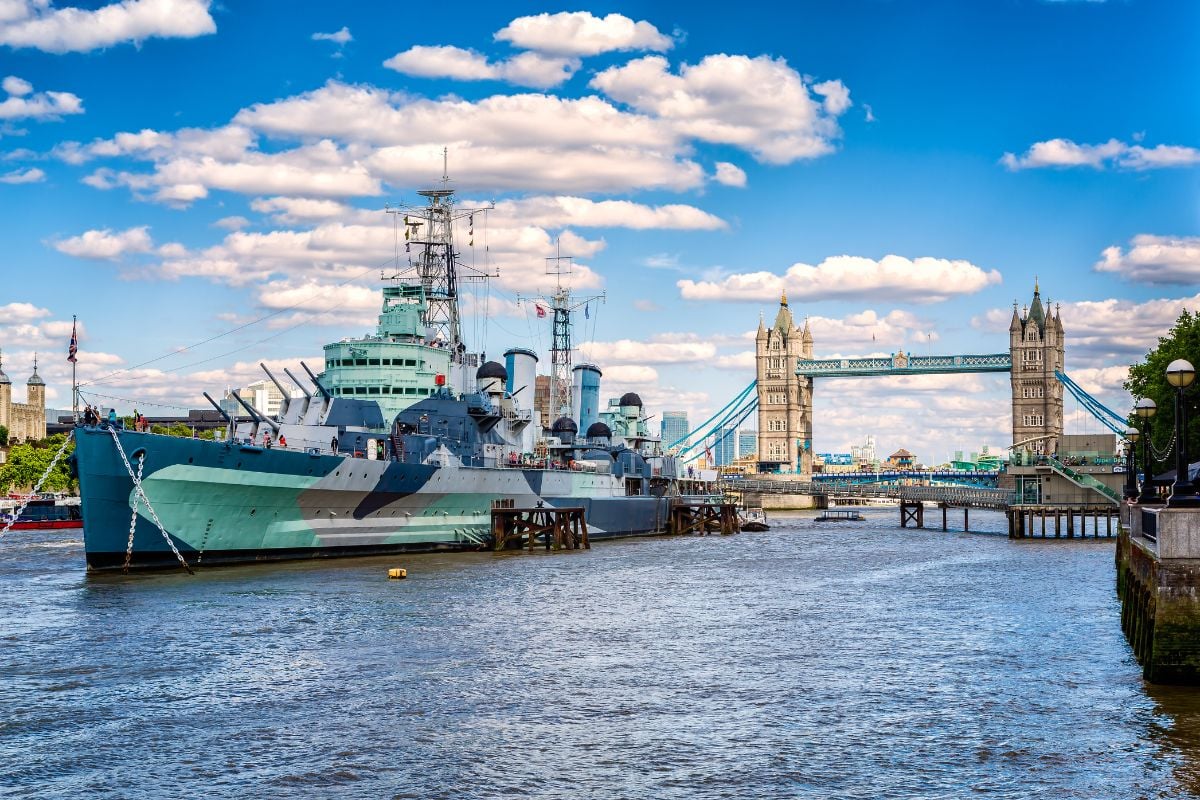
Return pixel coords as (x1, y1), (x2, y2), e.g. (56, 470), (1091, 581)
(0, 430), (74, 538)
(105, 426), (193, 574)
(122, 453), (145, 573)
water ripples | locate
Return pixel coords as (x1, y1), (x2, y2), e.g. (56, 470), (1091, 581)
(1, 509), (1199, 798)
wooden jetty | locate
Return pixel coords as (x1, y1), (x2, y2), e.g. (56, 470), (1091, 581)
(668, 499), (738, 536)
(1007, 504), (1118, 539)
(490, 499), (589, 551)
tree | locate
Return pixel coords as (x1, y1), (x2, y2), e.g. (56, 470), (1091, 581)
(1125, 309), (1200, 464)
(0, 424), (7, 447)
(0, 434), (74, 494)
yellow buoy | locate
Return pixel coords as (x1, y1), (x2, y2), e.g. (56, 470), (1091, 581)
(388, 568), (407, 580)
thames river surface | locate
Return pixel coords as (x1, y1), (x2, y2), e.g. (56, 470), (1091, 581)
(3, 508), (1200, 799)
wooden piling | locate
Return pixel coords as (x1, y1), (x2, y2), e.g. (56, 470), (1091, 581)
(491, 501), (589, 551)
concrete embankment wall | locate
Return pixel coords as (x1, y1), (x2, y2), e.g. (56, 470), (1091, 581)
(1117, 507), (1200, 684)
(740, 491), (820, 511)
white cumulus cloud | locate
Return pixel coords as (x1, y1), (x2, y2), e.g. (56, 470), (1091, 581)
(491, 196), (725, 230)
(53, 226), (153, 260)
(494, 11), (672, 56)
(0, 166), (44, 183)
(0, 0), (216, 53)
(1094, 234), (1200, 284)
(384, 45), (579, 89)
(678, 254), (1001, 304)
(713, 162), (747, 187)
(312, 26), (351, 45)
(579, 339), (716, 365)
(0, 75), (82, 120)
(591, 54), (849, 164)
(1002, 138), (1200, 170)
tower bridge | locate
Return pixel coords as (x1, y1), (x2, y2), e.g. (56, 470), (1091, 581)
(753, 282), (1064, 475)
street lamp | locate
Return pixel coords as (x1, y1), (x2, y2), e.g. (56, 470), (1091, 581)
(1136, 397), (1160, 505)
(1124, 425), (1140, 500)
(1166, 359), (1199, 508)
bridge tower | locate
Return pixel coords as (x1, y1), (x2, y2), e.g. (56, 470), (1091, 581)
(756, 293), (813, 474)
(1009, 281), (1064, 455)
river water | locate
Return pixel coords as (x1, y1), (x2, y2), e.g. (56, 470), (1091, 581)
(2, 508), (1200, 799)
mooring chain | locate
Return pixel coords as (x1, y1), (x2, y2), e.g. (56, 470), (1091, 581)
(0, 430), (74, 538)
(122, 453), (145, 573)
(105, 427), (194, 575)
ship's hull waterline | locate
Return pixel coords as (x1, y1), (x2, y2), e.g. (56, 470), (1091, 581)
(75, 428), (673, 571)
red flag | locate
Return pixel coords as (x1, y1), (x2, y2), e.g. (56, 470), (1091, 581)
(535, 304), (546, 318)
(68, 318), (78, 363)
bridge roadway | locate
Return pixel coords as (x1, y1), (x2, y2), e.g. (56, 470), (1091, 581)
(722, 478), (1015, 510)
(809, 470), (1000, 488)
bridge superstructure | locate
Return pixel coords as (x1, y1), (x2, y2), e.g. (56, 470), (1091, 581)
(749, 282), (1064, 474)
(794, 353), (1012, 378)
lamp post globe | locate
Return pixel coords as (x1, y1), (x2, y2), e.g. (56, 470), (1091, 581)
(1136, 398), (1160, 504)
(1167, 359), (1196, 389)
(1124, 425), (1140, 500)
(1166, 359), (1199, 508)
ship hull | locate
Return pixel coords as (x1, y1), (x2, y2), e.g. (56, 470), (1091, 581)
(75, 428), (674, 571)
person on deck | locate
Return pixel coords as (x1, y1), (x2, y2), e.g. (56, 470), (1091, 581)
(278, 434), (287, 449)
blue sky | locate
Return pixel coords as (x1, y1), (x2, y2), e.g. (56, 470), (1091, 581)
(1, 0), (1198, 461)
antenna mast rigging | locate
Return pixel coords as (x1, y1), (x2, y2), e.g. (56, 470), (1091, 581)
(525, 241), (605, 421)
(386, 149), (494, 388)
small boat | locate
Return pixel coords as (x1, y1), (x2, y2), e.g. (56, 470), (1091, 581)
(740, 507), (770, 531)
(0, 495), (83, 530)
(815, 509), (865, 522)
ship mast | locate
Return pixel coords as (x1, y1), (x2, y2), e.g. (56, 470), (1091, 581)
(529, 241), (605, 421)
(388, 149), (493, 390)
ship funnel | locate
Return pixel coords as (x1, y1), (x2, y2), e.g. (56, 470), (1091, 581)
(572, 364), (602, 432)
(504, 348), (538, 409)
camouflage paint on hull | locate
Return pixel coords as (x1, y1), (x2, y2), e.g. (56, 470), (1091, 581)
(75, 428), (673, 571)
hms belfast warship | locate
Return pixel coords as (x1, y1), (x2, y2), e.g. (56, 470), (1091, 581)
(73, 177), (692, 570)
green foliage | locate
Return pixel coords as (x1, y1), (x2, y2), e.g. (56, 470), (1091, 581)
(149, 422), (202, 438)
(0, 433), (75, 494)
(0, 424), (7, 448)
(1125, 309), (1200, 460)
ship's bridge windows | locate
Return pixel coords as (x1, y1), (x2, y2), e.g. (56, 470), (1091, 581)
(355, 358), (367, 366)
(405, 387), (416, 395)
(368, 358), (380, 366)
(368, 387), (381, 394)
(419, 388), (430, 396)
(381, 358), (392, 366)
(405, 358), (417, 366)
(355, 387), (366, 395)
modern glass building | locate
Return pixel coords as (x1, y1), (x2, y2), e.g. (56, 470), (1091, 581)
(737, 429), (757, 460)
(713, 421), (738, 466)
(660, 410), (689, 452)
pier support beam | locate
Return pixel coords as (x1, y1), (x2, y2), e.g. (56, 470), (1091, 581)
(900, 500), (924, 529)
(491, 501), (589, 551)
